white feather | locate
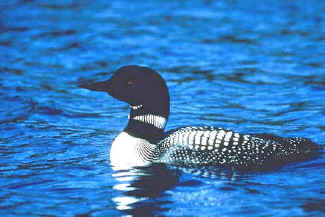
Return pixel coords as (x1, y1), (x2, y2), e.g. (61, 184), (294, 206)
(110, 132), (153, 170)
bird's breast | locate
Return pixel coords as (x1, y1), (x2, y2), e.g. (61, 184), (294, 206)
(110, 132), (153, 170)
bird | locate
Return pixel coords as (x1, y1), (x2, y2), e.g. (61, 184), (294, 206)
(80, 65), (322, 170)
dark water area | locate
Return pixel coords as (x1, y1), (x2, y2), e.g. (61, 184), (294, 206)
(1, 0), (325, 216)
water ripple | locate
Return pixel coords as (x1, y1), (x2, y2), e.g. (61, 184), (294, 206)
(1, 0), (325, 216)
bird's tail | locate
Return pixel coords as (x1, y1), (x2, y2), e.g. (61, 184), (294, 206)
(285, 137), (322, 156)
(255, 133), (322, 163)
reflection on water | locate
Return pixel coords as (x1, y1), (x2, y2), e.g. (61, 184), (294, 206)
(110, 163), (253, 216)
(111, 164), (179, 216)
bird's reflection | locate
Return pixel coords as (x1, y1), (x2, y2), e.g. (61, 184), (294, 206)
(110, 162), (249, 216)
(111, 163), (180, 217)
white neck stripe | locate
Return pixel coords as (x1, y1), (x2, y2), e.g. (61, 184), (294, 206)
(130, 104), (143, 110)
(131, 114), (167, 129)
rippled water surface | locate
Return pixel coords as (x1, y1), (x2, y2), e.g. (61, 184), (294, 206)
(1, 0), (325, 216)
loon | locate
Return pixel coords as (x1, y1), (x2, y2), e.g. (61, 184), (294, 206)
(81, 65), (321, 170)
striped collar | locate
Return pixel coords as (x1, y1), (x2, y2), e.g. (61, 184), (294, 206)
(130, 114), (167, 129)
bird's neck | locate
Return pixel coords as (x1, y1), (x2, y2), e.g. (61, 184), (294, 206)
(124, 106), (168, 144)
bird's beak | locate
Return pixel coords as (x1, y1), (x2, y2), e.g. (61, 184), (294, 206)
(78, 79), (112, 92)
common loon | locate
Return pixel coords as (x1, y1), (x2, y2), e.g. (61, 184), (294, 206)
(81, 65), (321, 170)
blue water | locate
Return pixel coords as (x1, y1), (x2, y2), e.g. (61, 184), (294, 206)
(1, 0), (325, 216)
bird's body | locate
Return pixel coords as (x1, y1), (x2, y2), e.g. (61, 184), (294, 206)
(81, 65), (321, 170)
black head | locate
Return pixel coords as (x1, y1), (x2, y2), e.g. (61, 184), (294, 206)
(81, 65), (170, 118)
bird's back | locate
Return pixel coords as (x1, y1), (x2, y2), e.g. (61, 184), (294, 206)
(155, 126), (321, 170)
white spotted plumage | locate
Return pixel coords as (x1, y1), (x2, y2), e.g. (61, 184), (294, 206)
(155, 126), (320, 169)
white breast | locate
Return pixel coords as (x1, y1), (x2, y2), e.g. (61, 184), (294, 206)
(110, 132), (153, 170)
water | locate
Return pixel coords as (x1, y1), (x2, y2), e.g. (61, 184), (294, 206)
(1, 0), (325, 216)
